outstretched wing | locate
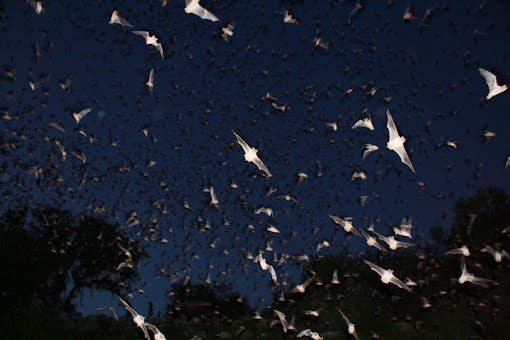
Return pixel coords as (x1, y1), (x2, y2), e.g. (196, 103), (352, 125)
(232, 131), (252, 155)
(200, 7), (219, 22)
(118, 297), (137, 318)
(145, 322), (166, 339)
(480, 245), (494, 254)
(470, 276), (495, 288)
(302, 276), (315, 288)
(145, 322), (157, 333)
(394, 239), (415, 250)
(155, 43), (164, 59)
(253, 157), (272, 177)
(132, 30), (149, 38)
(351, 119), (364, 129)
(386, 109), (400, 142)
(479, 67), (498, 91)
(337, 307), (351, 326)
(111, 11), (133, 27)
(273, 309), (288, 333)
(329, 214), (345, 226)
(361, 229), (372, 241)
(372, 230), (390, 246)
(445, 247), (462, 255)
(394, 145), (415, 173)
(363, 259), (385, 277)
(361, 229), (387, 252)
(362, 144), (378, 161)
(389, 274), (413, 292)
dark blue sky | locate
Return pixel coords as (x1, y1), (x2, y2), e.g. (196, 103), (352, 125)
(1, 0), (509, 316)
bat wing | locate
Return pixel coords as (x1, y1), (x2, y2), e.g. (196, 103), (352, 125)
(479, 67), (498, 91)
(445, 248), (462, 255)
(119, 17), (133, 27)
(337, 307), (351, 326)
(386, 109), (400, 142)
(390, 275), (413, 292)
(118, 297), (137, 318)
(273, 309), (288, 332)
(268, 265), (278, 282)
(372, 230), (390, 245)
(329, 214), (345, 227)
(253, 157), (272, 177)
(145, 322), (157, 333)
(394, 145), (415, 173)
(361, 229), (371, 241)
(155, 43), (164, 59)
(350, 224), (360, 236)
(480, 245), (494, 254)
(201, 8), (219, 21)
(132, 30), (149, 38)
(364, 259), (385, 277)
(362, 144), (378, 161)
(471, 275), (495, 288)
(140, 324), (150, 340)
(113, 12), (132, 27)
(232, 131), (252, 155)
(395, 239), (415, 249)
(303, 276), (315, 288)
(351, 119), (363, 129)
(145, 322), (164, 338)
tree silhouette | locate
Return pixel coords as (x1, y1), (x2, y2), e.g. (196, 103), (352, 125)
(259, 187), (510, 339)
(3, 188), (510, 339)
(0, 205), (147, 313)
(449, 186), (510, 249)
(166, 281), (251, 320)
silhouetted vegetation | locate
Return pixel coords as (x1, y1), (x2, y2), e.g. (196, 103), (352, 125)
(1, 205), (147, 339)
(167, 282), (251, 320)
(2, 188), (510, 339)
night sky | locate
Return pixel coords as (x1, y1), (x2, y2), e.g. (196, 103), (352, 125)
(1, 0), (509, 318)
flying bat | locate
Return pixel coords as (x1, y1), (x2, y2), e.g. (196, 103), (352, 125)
(73, 108), (91, 124)
(361, 143), (379, 161)
(364, 259), (412, 292)
(146, 68), (154, 91)
(372, 230), (415, 250)
(352, 117), (374, 130)
(118, 297), (150, 340)
(361, 229), (387, 253)
(184, 0), (219, 22)
(329, 214), (360, 236)
(478, 67), (508, 100)
(232, 131), (272, 177)
(458, 257), (495, 287)
(145, 322), (167, 340)
(132, 31), (164, 59)
(109, 10), (133, 27)
(337, 307), (360, 340)
(386, 109), (415, 173)
(481, 245), (509, 263)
